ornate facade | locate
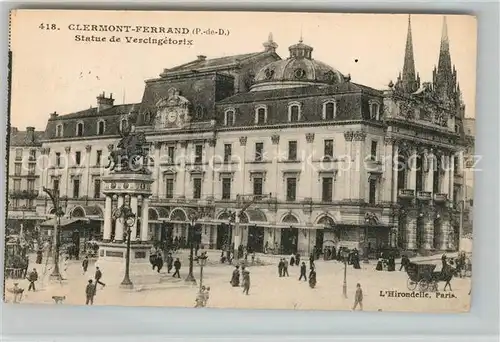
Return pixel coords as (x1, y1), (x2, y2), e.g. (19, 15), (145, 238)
(21, 17), (471, 256)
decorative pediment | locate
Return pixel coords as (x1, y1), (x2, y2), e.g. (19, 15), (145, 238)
(282, 170), (301, 182)
(163, 167), (177, 179)
(318, 170), (338, 181)
(218, 171), (235, 181)
(155, 87), (192, 129)
(249, 170), (267, 181)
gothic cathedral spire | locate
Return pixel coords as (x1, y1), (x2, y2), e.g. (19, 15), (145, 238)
(395, 15), (420, 94)
(433, 16), (458, 103)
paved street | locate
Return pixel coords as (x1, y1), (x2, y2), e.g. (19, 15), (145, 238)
(5, 250), (471, 313)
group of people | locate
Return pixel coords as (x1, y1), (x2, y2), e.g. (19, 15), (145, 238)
(230, 265), (251, 295)
(375, 254), (396, 272)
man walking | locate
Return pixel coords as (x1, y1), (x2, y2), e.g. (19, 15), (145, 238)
(299, 262), (307, 281)
(278, 259), (284, 277)
(85, 279), (96, 305)
(172, 258), (181, 278)
(27, 268), (38, 291)
(283, 258), (289, 277)
(352, 283), (363, 311)
(242, 269), (250, 295)
(95, 266), (106, 288)
(166, 253), (174, 273)
(82, 256), (89, 274)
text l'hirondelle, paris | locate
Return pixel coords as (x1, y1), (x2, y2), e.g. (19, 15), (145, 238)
(68, 24), (190, 34)
(379, 290), (457, 299)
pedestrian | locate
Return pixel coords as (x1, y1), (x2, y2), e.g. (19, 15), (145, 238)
(85, 279), (96, 305)
(299, 261), (307, 281)
(36, 247), (43, 264)
(166, 253), (174, 273)
(156, 252), (163, 273)
(290, 254), (295, 266)
(295, 253), (301, 265)
(309, 253), (315, 269)
(283, 258), (289, 277)
(95, 266), (106, 288)
(352, 283), (363, 311)
(173, 258), (181, 278)
(204, 286), (211, 306)
(251, 252), (255, 264)
(230, 265), (240, 287)
(242, 269), (250, 295)
(82, 256), (89, 274)
(27, 268), (38, 291)
(278, 259), (284, 277)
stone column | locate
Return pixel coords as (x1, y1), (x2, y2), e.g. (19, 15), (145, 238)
(114, 195), (124, 242)
(85, 145), (92, 197)
(305, 133), (315, 202)
(271, 134), (280, 199)
(441, 154), (450, 195)
(103, 195), (112, 241)
(130, 196), (138, 241)
(141, 197), (150, 242)
(448, 152), (455, 202)
(343, 132), (353, 200)
(180, 141), (188, 198)
(153, 142), (161, 198)
(406, 213), (417, 250)
(383, 137), (394, 202)
(351, 131), (366, 200)
(440, 219), (451, 250)
(423, 216), (434, 250)
(392, 143), (399, 202)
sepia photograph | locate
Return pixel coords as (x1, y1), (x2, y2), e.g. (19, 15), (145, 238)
(5, 10), (476, 313)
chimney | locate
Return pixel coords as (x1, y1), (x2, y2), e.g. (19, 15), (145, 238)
(26, 126), (35, 143)
(49, 111), (58, 119)
(197, 55), (207, 61)
(10, 127), (18, 134)
(96, 91), (115, 112)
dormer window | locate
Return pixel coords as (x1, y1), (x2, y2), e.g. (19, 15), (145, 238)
(76, 122), (84, 137)
(144, 112), (151, 124)
(255, 105), (267, 124)
(369, 100), (381, 120)
(97, 120), (105, 135)
(288, 102), (301, 122)
(322, 100), (337, 120)
(224, 109), (235, 126)
(55, 124), (63, 137)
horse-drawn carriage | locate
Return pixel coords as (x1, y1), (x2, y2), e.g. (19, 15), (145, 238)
(406, 263), (441, 292)
(5, 235), (29, 279)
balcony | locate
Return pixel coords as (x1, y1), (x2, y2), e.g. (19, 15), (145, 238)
(434, 193), (448, 203)
(417, 191), (432, 201)
(398, 189), (414, 199)
(9, 190), (39, 199)
(365, 159), (383, 174)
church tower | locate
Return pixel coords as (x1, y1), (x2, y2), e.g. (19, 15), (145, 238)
(395, 15), (420, 94)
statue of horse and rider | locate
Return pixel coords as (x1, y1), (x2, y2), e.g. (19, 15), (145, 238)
(106, 121), (150, 172)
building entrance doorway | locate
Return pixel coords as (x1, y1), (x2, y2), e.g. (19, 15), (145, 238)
(280, 227), (298, 254)
(247, 225), (265, 253)
(315, 229), (324, 250)
(216, 223), (232, 250)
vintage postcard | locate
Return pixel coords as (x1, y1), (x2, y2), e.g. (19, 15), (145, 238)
(5, 10), (476, 313)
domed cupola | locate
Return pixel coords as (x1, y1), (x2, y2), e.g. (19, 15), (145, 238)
(252, 38), (347, 92)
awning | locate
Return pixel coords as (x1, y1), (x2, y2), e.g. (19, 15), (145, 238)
(40, 217), (88, 227)
(70, 205), (103, 220)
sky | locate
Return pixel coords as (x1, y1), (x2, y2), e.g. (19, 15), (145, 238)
(9, 11), (477, 130)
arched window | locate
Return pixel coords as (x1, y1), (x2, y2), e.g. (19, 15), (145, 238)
(97, 120), (105, 135)
(255, 105), (267, 124)
(76, 122), (84, 137)
(323, 101), (337, 120)
(56, 124), (63, 137)
(224, 109), (235, 126)
(369, 101), (380, 120)
(288, 102), (301, 122)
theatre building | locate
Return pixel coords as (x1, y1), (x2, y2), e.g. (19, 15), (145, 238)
(33, 17), (471, 256)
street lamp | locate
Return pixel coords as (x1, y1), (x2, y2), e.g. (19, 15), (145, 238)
(342, 249), (348, 298)
(42, 187), (64, 280)
(198, 253), (208, 293)
(113, 200), (136, 289)
(185, 210), (204, 284)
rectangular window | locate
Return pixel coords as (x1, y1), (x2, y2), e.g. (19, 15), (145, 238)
(322, 177), (333, 202)
(288, 141), (297, 161)
(255, 142), (264, 161)
(222, 178), (231, 200)
(324, 140), (334, 159)
(93, 179), (101, 198)
(166, 179), (174, 199)
(55, 152), (61, 167)
(167, 146), (175, 163)
(27, 199), (33, 208)
(256, 108), (266, 124)
(15, 148), (22, 159)
(96, 150), (102, 166)
(290, 106), (299, 122)
(14, 163), (21, 175)
(224, 144), (232, 163)
(371, 141), (378, 161)
(193, 178), (202, 199)
(28, 163), (35, 175)
(369, 179), (377, 204)
(454, 156), (459, 175)
(433, 171), (440, 193)
(29, 149), (36, 160)
(253, 177), (263, 196)
(73, 179), (80, 199)
(53, 179), (60, 194)
(75, 151), (81, 165)
(27, 180), (35, 191)
(286, 178), (297, 201)
(195, 145), (203, 163)
(13, 179), (21, 191)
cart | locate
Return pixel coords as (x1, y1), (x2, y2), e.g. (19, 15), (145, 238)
(406, 263), (440, 292)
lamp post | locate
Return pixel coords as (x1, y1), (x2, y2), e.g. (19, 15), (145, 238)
(186, 210), (204, 284)
(342, 250), (348, 298)
(113, 199), (136, 289)
(198, 253), (208, 293)
(42, 187), (64, 280)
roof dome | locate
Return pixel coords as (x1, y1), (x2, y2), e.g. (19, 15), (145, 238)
(252, 39), (346, 91)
